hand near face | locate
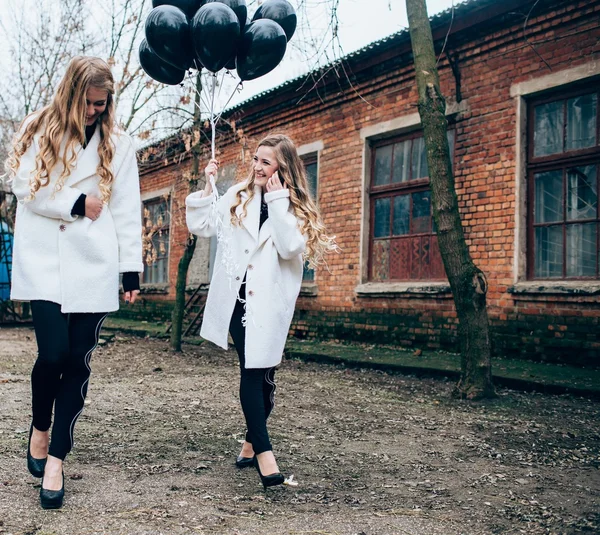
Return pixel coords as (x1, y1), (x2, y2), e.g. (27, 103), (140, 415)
(266, 171), (287, 193)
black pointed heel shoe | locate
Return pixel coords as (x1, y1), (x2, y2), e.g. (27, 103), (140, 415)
(27, 424), (47, 478)
(235, 455), (256, 469)
(254, 457), (285, 490)
(40, 470), (64, 510)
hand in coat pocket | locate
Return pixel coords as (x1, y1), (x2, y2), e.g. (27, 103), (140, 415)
(85, 195), (104, 221)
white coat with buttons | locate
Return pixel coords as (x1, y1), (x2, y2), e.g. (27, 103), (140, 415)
(185, 181), (306, 369)
(10, 127), (143, 313)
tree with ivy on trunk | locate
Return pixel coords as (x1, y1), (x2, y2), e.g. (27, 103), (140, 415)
(169, 72), (204, 352)
(405, 0), (495, 399)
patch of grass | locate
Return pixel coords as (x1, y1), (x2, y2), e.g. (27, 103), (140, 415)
(103, 317), (168, 338)
(285, 339), (600, 395)
(100, 318), (600, 396)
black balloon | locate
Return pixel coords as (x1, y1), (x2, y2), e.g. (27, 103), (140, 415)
(225, 56), (236, 70)
(209, 1), (247, 70)
(205, 0), (247, 33)
(236, 19), (287, 81)
(252, 0), (296, 41)
(152, 0), (205, 19)
(191, 3), (240, 73)
(139, 39), (186, 85)
(145, 6), (194, 70)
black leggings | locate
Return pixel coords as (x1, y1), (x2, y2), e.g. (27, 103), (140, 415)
(30, 300), (107, 461)
(228, 297), (276, 455)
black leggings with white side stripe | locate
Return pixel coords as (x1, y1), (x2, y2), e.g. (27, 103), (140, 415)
(30, 300), (107, 461)
(228, 296), (277, 455)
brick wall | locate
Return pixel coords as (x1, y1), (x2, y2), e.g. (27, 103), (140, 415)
(137, 0), (600, 366)
(115, 298), (174, 323)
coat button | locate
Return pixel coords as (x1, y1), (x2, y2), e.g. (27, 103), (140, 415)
(59, 224), (66, 232)
(248, 290), (254, 296)
(236, 276), (240, 281)
(248, 264), (254, 270)
(244, 249), (249, 254)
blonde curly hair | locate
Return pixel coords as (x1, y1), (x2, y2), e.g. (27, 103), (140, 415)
(231, 134), (337, 268)
(5, 56), (116, 202)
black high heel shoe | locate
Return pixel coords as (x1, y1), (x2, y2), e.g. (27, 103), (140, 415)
(40, 470), (64, 510)
(27, 424), (47, 478)
(254, 457), (284, 490)
(235, 455), (256, 468)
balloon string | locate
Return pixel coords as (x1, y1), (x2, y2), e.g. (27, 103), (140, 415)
(186, 71), (211, 115)
(210, 73), (217, 161)
(217, 69), (226, 103)
(214, 82), (243, 124)
(184, 71), (242, 161)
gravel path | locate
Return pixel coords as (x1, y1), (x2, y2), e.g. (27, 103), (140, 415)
(0, 326), (598, 535)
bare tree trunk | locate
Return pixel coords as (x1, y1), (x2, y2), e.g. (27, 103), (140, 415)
(170, 72), (202, 352)
(405, 0), (495, 399)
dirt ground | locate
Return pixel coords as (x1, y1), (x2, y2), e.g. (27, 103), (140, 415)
(0, 326), (598, 535)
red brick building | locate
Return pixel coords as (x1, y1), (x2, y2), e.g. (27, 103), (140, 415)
(135, 0), (600, 366)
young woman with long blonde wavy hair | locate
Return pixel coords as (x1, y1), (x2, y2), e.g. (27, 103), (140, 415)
(186, 133), (336, 490)
(6, 56), (143, 509)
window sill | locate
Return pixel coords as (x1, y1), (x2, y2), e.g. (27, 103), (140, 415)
(356, 281), (451, 297)
(508, 281), (600, 296)
(300, 283), (318, 297)
(140, 283), (170, 295)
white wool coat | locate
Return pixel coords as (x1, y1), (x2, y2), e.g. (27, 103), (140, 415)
(10, 127), (143, 313)
(185, 182), (306, 369)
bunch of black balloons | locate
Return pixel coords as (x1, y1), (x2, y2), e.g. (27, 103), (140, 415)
(139, 0), (297, 85)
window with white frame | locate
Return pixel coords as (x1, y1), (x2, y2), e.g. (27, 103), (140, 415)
(368, 130), (454, 282)
(142, 196), (170, 284)
(527, 85), (599, 279)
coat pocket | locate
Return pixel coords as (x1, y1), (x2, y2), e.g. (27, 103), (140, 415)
(74, 207), (118, 265)
(275, 281), (290, 315)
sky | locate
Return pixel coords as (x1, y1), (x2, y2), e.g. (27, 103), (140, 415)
(0, 0), (459, 137)
(227, 0), (458, 106)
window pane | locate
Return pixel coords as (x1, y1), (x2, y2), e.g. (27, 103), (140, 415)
(143, 220), (170, 284)
(303, 260), (315, 281)
(391, 140), (410, 183)
(534, 101), (564, 157)
(157, 231), (169, 257)
(393, 195), (410, 235)
(374, 198), (391, 238)
(567, 223), (597, 277)
(150, 199), (169, 226)
(412, 191), (431, 233)
(304, 161), (318, 199)
(411, 136), (428, 179)
(534, 170), (563, 223)
(535, 226), (563, 278)
(301, 158), (317, 280)
(566, 93), (597, 151)
(155, 258), (166, 284)
(371, 240), (390, 281)
(567, 165), (597, 221)
(374, 144), (393, 186)
(447, 129), (456, 162)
